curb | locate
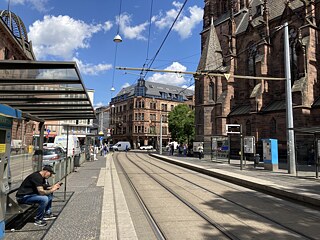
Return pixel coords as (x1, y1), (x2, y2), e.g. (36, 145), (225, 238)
(150, 153), (320, 208)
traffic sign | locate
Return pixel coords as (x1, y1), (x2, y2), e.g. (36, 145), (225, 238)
(226, 124), (241, 134)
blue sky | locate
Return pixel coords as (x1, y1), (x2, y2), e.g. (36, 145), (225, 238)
(1, 0), (203, 107)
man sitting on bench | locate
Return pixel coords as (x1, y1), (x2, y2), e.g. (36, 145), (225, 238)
(15, 166), (62, 227)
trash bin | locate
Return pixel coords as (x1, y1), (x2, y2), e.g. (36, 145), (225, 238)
(74, 155), (80, 167)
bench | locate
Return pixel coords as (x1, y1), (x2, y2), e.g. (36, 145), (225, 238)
(5, 187), (37, 230)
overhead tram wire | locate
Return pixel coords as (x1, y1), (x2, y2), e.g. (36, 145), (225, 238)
(110, 0), (123, 105)
(142, 0), (189, 79)
(118, 3), (317, 82)
(139, 0), (154, 78)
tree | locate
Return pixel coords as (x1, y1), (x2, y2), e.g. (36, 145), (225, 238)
(168, 104), (194, 144)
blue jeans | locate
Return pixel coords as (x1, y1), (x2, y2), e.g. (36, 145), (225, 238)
(17, 194), (53, 220)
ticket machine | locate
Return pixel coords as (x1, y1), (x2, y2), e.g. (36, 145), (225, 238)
(0, 116), (12, 238)
(262, 138), (278, 171)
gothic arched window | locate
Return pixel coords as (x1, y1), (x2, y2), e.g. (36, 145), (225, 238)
(246, 120), (251, 136)
(240, 0), (245, 9)
(289, 28), (298, 82)
(209, 81), (215, 101)
(247, 42), (257, 76)
(270, 118), (276, 136)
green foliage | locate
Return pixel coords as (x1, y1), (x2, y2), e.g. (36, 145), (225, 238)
(168, 104), (194, 143)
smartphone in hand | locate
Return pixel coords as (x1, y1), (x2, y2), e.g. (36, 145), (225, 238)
(59, 182), (63, 186)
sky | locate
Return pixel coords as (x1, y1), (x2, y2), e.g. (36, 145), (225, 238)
(1, 0), (204, 108)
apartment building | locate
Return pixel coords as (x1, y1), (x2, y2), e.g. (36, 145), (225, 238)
(110, 78), (194, 149)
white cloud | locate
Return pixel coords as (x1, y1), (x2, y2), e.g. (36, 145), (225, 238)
(147, 62), (188, 86)
(153, 1), (203, 39)
(181, 84), (194, 91)
(94, 102), (104, 109)
(10, 0), (50, 12)
(103, 21), (113, 32)
(73, 57), (112, 76)
(28, 15), (103, 60)
(118, 13), (148, 40)
(121, 82), (131, 89)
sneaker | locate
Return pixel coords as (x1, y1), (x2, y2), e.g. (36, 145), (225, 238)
(43, 213), (57, 220)
(34, 219), (47, 226)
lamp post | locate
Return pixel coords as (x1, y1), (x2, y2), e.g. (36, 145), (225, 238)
(160, 115), (163, 155)
(284, 22), (296, 175)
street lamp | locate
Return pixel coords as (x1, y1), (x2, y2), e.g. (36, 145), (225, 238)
(113, 0), (123, 43)
(113, 34), (122, 43)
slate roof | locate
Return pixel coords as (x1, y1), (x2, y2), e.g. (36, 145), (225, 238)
(228, 105), (251, 116)
(197, 24), (225, 72)
(213, 0), (305, 35)
(115, 81), (194, 101)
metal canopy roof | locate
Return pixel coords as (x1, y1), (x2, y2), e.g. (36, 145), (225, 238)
(294, 127), (320, 134)
(0, 60), (96, 122)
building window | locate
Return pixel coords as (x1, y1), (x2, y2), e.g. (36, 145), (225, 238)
(161, 114), (168, 123)
(150, 114), (156, 121)
(220, 0), (229, 14)
(162, 126), (168, 135)
(289, 28), (302, 82)
(150, 126), (156, 134)
(270, 118), (276, 136)
(135, 100), (145, 108)
(256, 4), (263, 16)
(248, 42), (257, 76)
(4, 48), (10, 60)
(246, 120), (251, 136)
(197, 82), (203, 104)
(150, 102), (156, 109)
(209, 81), (215, 101)
(240, 0), (245, 9)
(161, 104), (167, 111)
(135, 113), (144, 121)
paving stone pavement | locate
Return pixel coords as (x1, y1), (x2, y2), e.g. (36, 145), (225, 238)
(4, 151), (320, 240)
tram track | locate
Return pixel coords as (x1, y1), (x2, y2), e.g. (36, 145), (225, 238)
(115, 152), (319, 240)
(135, 152), (317, 240)
(116, 152), (240, 239)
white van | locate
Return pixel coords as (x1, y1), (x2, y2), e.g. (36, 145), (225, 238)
(112, 141), (131, 151)
(54, 135), (81, 160)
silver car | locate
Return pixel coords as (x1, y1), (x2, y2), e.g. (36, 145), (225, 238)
(32, 146), (66, 170)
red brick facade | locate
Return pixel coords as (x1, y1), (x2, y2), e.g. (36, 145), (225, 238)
(0, 10), (36, 147)
(196, 0), (320, 160)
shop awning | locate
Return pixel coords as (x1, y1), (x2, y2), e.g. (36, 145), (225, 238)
(0, 60), (96, 122)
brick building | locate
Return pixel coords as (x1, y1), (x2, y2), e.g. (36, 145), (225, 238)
(0, 10), (36, 148)
(110, 78), (194, 149)
(196, 0), (319, 160)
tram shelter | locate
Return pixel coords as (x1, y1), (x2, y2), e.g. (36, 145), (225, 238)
(294, 126), (320, 178)
(0, 60), (96, 237)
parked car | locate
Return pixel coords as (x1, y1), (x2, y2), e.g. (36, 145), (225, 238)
(140, 145), (153, 150)
(32, 146), (66, 171)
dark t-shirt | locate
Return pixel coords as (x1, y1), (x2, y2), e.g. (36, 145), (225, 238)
(16, 172), (45, 197)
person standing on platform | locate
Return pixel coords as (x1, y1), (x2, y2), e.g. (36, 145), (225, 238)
(198, 144), (204, 160)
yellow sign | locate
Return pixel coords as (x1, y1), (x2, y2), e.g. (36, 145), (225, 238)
(0, 144), (6, 153)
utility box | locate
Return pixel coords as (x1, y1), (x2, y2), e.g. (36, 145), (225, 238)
(262, 139), (278, 171)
